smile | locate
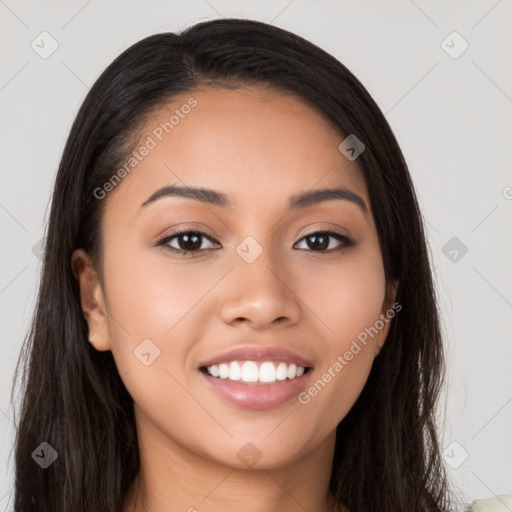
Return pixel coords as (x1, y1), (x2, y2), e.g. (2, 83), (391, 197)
(202, 360), (306, 384)
(198, 345), (314, 409)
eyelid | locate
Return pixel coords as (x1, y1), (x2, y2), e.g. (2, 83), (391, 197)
(296, 221), (350, 237)
(153, 222), (220, 244)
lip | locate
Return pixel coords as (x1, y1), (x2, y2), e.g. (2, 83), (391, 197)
(198, 345), (314, 369)
(198, 345), (314, 410)
(200, 369), (313, 410)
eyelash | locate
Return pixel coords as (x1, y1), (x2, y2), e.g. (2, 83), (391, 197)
(155, 228), (355, 256)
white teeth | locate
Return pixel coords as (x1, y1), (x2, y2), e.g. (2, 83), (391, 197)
(205, 361), (307, 383)
(241, 361), (259, 382)
(229, 361), (242, 381)
(276, 362), (288, 380)
(219, 363), (229, 379)
(259, 362), (276, 382)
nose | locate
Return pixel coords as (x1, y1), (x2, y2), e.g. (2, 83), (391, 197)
(220, 246), (302, 330)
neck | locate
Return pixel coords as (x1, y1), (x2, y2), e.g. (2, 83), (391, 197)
(124, 408), (340, 512)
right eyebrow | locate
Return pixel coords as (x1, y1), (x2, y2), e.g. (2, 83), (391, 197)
(140, 184), (233, 209)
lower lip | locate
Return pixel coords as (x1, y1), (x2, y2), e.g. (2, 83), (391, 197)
(200, 370), (312, 410)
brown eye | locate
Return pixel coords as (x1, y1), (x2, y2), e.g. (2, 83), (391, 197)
(295, 230), (354, 252)
(157, 230), (220, 255)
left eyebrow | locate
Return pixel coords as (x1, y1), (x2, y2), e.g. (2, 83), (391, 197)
(288, 188), (368, 214)
(140, 184), (368, 215)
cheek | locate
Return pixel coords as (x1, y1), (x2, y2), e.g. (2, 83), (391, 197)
(101, 239), (228, 386)
(293, 248), (386, 426)
(103, 240), (212, 337)
(296, 246), (387, 344)
(297, 345), (374, 442)
(100, 247), (223, 442)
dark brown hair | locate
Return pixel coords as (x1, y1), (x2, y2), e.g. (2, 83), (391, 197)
(12, 18), (454, 512)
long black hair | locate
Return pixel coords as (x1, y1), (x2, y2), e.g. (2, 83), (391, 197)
(12, 18), (454, 512)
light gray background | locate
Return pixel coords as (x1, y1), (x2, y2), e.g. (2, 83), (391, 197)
(1, 0), (511, 509)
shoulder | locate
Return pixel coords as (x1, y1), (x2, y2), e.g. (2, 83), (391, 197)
(467, 495), (512, 511)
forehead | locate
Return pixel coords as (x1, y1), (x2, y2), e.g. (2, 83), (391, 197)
(106, 85), (369, 216)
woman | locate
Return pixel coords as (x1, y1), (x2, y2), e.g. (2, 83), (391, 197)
(12, 18), (455, 512)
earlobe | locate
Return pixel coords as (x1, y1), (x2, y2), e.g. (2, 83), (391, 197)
(375, 279), (400, 355)
(385, 279), (399, 310)
(71, 249), (112, 351)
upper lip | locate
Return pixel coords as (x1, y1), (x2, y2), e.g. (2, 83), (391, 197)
(199, 345), (314, 369)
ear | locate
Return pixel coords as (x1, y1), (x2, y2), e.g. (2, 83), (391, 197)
(374, 279), (400, 356)
(71, 248), (112, 351)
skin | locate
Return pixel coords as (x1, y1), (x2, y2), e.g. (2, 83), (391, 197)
(72, 85), (398, 512)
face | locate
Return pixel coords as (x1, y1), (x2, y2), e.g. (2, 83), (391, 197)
(73, 85), (397, 471)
